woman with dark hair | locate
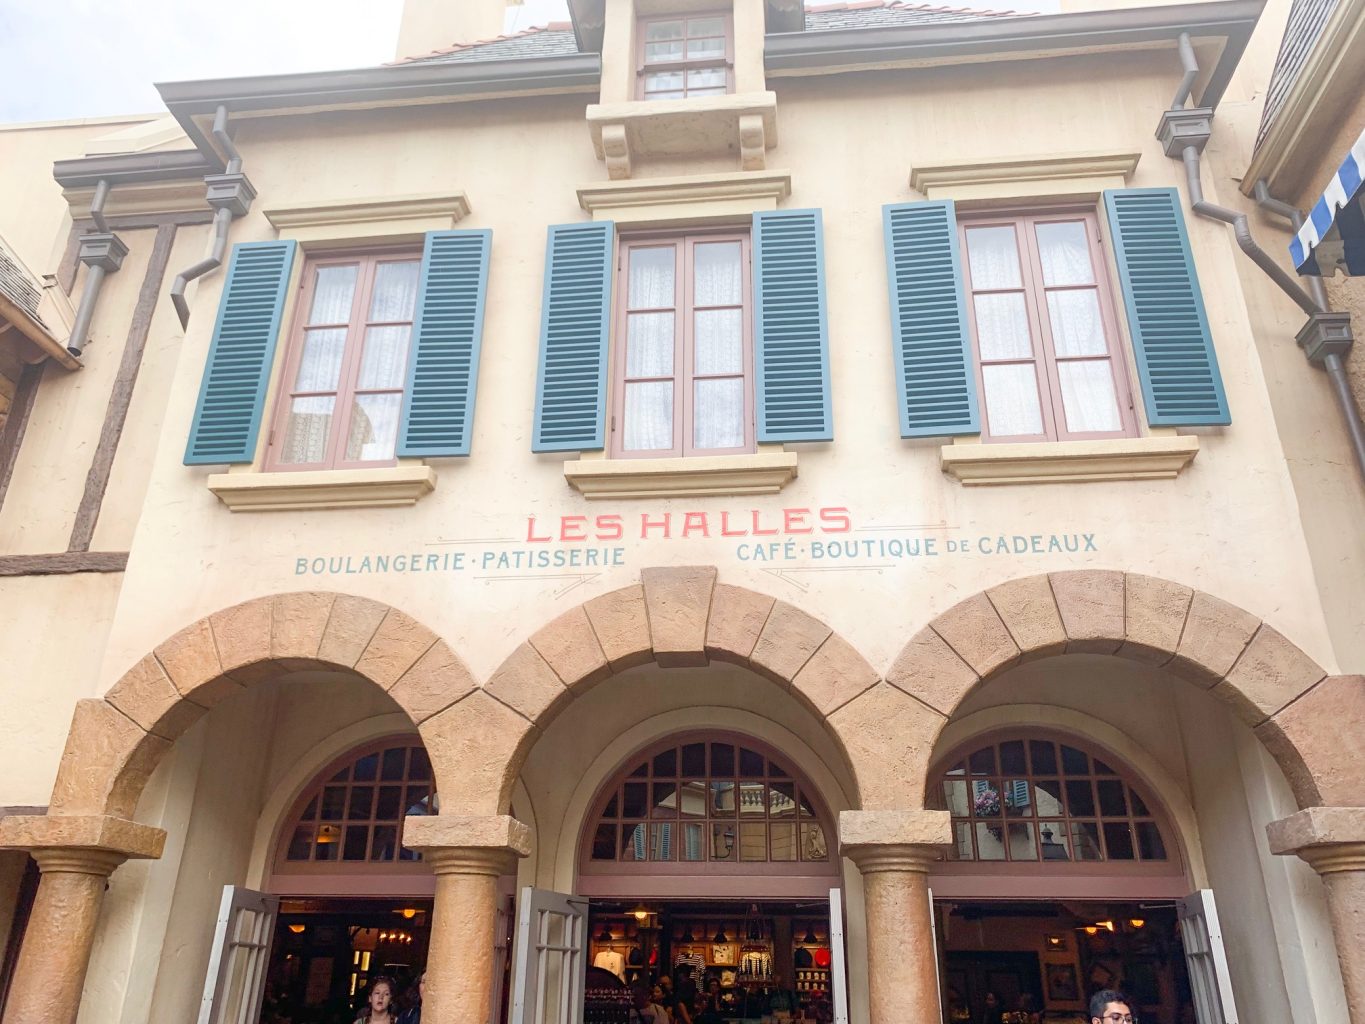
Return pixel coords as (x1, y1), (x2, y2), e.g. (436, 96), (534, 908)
(978, 992), (1004, 1024)
(354, 976), (397, 1024)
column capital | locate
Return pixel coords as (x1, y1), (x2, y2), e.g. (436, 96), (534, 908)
(1268, 806), (1365, 874)
(839, 809), (951, 873)
(0, 814), (164, 862)
(402, 814), (531, 876)
(31, 848), (127, 877)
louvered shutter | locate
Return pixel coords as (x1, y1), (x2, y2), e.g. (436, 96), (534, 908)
(397, 229), (491, 457)
(1104, 188), (1230, 426)
(882, 201), (979, 437)
(532, 222), (614, 452)
(184, 241), (296, 465)
(752, 209), (832, 443)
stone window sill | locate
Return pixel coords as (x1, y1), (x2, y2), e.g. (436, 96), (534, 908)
(207, 466), (436, 511)
(563, 452), (798, 499)
(940, 435), (1199, 486)
(586, 91), (777, 178)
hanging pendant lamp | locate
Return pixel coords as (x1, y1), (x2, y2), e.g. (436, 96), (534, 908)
(681, 924), (696, 943)
(713, 925), (729, 943)
(801, 924), (818, 945)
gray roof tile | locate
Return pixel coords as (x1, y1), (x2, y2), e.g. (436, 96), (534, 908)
(0, 240), (44, 326)
(398, 2), (1021, 65)
(1257, 0), (1341, 148)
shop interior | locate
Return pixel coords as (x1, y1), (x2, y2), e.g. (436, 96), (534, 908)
(586, 900), (835, 1023)
(937, 901), (1195, 1024)
(261, 897), (433, 1024)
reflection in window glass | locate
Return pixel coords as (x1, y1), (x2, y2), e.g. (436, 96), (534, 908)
(935, 737), (1170, 866)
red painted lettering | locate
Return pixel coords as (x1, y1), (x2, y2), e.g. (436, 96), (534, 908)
(560, 515), (588, 542)
(783, 508), (813, 534)
(681, 511), (710, 538)
(596, 514), (623, 541)
(751, 510), (779, 536)
(720, 511), (748, 537)
(526, 515), (553, 542)
(819, 507), (852, 533)
(640, 512), (672, 539)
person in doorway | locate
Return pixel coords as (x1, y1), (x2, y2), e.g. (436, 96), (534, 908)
(631, 983), (669, 1024)
(767, 972), (797, 1016)
(652, 983), (672, 1022)
(355, 977), (397, 1024)
(1089, 990), (1135, 1024)
(397, 971), (425, 1024)
(979, 991), (1004, 1024)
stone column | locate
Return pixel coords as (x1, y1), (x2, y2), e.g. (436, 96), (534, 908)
(404, 814), (532, 1024)
(1268, 807), (1365, 1022)
(839, 810), (951, 1024)
(0, 815), (164, 1024)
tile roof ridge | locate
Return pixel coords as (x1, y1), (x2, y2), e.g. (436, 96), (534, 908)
(388, 22), (574, 66)
(804, 0), (1032, 17)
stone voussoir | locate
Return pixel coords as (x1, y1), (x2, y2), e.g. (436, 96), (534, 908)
(1169, 590), (1260, 687)
(529, 606), (611, 689)
(1214, 624), (1328, 728)
(885, 626), (979, 718)
(208, 597), (273, 674)
(1050, 570), (1125, 653)
(354, 607), (441, 690)
(1119, 573), (1192, 665)
(705, 583), (775, 663)
(791, 634), (879, 716)
(153, 617), (237, 708)
(270, 591), (336, 661)
(750, 601), (831, 685)
(1256, 675), (1365, 809)
(421, 691), (535, 816)
(104, 654), (204, 742)
(485, 642), (570, 722)
(584, 585), (652, 671)
(388, 639), (479, 724)
(986, 574), (1067, 660)
(318, 594), (392, 667)
(641, 566), (717, 668)
(929, 593), (1019, 678)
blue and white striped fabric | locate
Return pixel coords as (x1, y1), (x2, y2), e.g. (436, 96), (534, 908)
(1291, 124), (1365, 276)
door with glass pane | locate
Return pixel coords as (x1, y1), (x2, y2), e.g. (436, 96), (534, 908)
(197, 885), (278, 1024)
(269, 249), (421, 471)
(1178, 890), (1240, 1024)
(960, 211), (1136, 442)
(612, 233), (753, 458)
(828, 888), (850, 1024)
(510, 887), (587, 1024)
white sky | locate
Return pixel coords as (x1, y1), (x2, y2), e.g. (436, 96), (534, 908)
(0, 0), (1056, 124)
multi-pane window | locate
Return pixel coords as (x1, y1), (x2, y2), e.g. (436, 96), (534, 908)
(960, 211), (1136, 442)
(612, 233), (753, 458)
(268, 250), (420, 470)
(637, 14), (733, 100)
(937, 738), (1169, 864)
(282, 743), (436, 865)
(588, 739), (829, 865)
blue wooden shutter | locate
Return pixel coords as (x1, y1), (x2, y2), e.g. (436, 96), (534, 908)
(184, 240), (297, 465)
(882, 201), (979, 437)
(752, 209), (832, 443)
(397, 229), (492, 457)
(532, 222), (614, 452)
(1104, 188), (1230, 426)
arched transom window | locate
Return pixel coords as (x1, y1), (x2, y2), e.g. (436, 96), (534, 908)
(273, 739), (437, 891)
(937, 736), (1169, 865)
(586, 736), (831, 869)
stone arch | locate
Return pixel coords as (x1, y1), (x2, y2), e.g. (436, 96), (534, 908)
(886, 569), (1362, 809)
(51, 591), (476, 821)
(427, 566), (909, 816)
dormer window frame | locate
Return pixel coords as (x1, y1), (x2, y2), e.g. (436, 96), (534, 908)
(635, 11), (736, 101)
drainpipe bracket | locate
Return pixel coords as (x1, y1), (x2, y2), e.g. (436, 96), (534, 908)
(76, 232), (129, 273)
(204, 172), (257, 218)
(1157, 107), (1213, 157)
(1297, 311), (1355, 364)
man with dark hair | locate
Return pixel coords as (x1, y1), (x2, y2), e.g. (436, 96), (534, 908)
(1089, 990), (1134, 1024)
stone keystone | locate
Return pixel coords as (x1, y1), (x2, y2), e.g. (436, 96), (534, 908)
(642, 566), (717, 668)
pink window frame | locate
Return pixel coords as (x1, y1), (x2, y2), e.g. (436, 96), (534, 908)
(577, 731), (839, 899)
(268, 735), (437, 898)
(635, 12), (736, 101)
(926, 729), (1189, 902)
(610, 232), (756, 460)
(265, 247), (422, 473)
(959, 208), (1138, 443)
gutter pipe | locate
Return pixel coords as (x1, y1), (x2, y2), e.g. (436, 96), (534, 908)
(66, 178), (127, 358)
(170, 105), (253, 328)
(1163, 33), (1365, 482)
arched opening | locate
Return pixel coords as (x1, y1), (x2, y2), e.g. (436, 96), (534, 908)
(927, 728), (1198, 1024)
(571, 730), (843, 1023)
(263, 736), (437, 1018)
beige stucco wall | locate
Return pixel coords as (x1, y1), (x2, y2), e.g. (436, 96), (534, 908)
(1, 1), (1361, 1021)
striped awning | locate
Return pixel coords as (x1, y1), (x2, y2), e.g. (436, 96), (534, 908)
(1291, 125), (1365, 276)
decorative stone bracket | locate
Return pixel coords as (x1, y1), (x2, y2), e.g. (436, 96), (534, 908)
(587, 92), (778, 180)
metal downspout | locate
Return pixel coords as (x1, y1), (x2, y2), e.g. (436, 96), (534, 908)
(66, 179), (127, 358)
(169, 105), (255, 328)
(1252, 181), (1365, 479)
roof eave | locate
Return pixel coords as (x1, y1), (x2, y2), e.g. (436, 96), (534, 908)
(765, 0), (1266, 110)
(0, 295), (79, 372)
(52, 149), (214, 190)
(156, 52), (604, 171)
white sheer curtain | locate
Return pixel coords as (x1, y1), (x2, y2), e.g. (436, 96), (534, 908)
(623, 247), (677, 451)
(692, 242), (744, 450)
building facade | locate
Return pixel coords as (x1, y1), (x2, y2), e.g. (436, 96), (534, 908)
(0, 1), (1362, 1023)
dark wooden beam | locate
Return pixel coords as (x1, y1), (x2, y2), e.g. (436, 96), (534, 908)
(0, 552), (128, 576)
(0, 363), (43, 517)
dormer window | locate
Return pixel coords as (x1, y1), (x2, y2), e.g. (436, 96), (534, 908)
(637, 13), (733, 100)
